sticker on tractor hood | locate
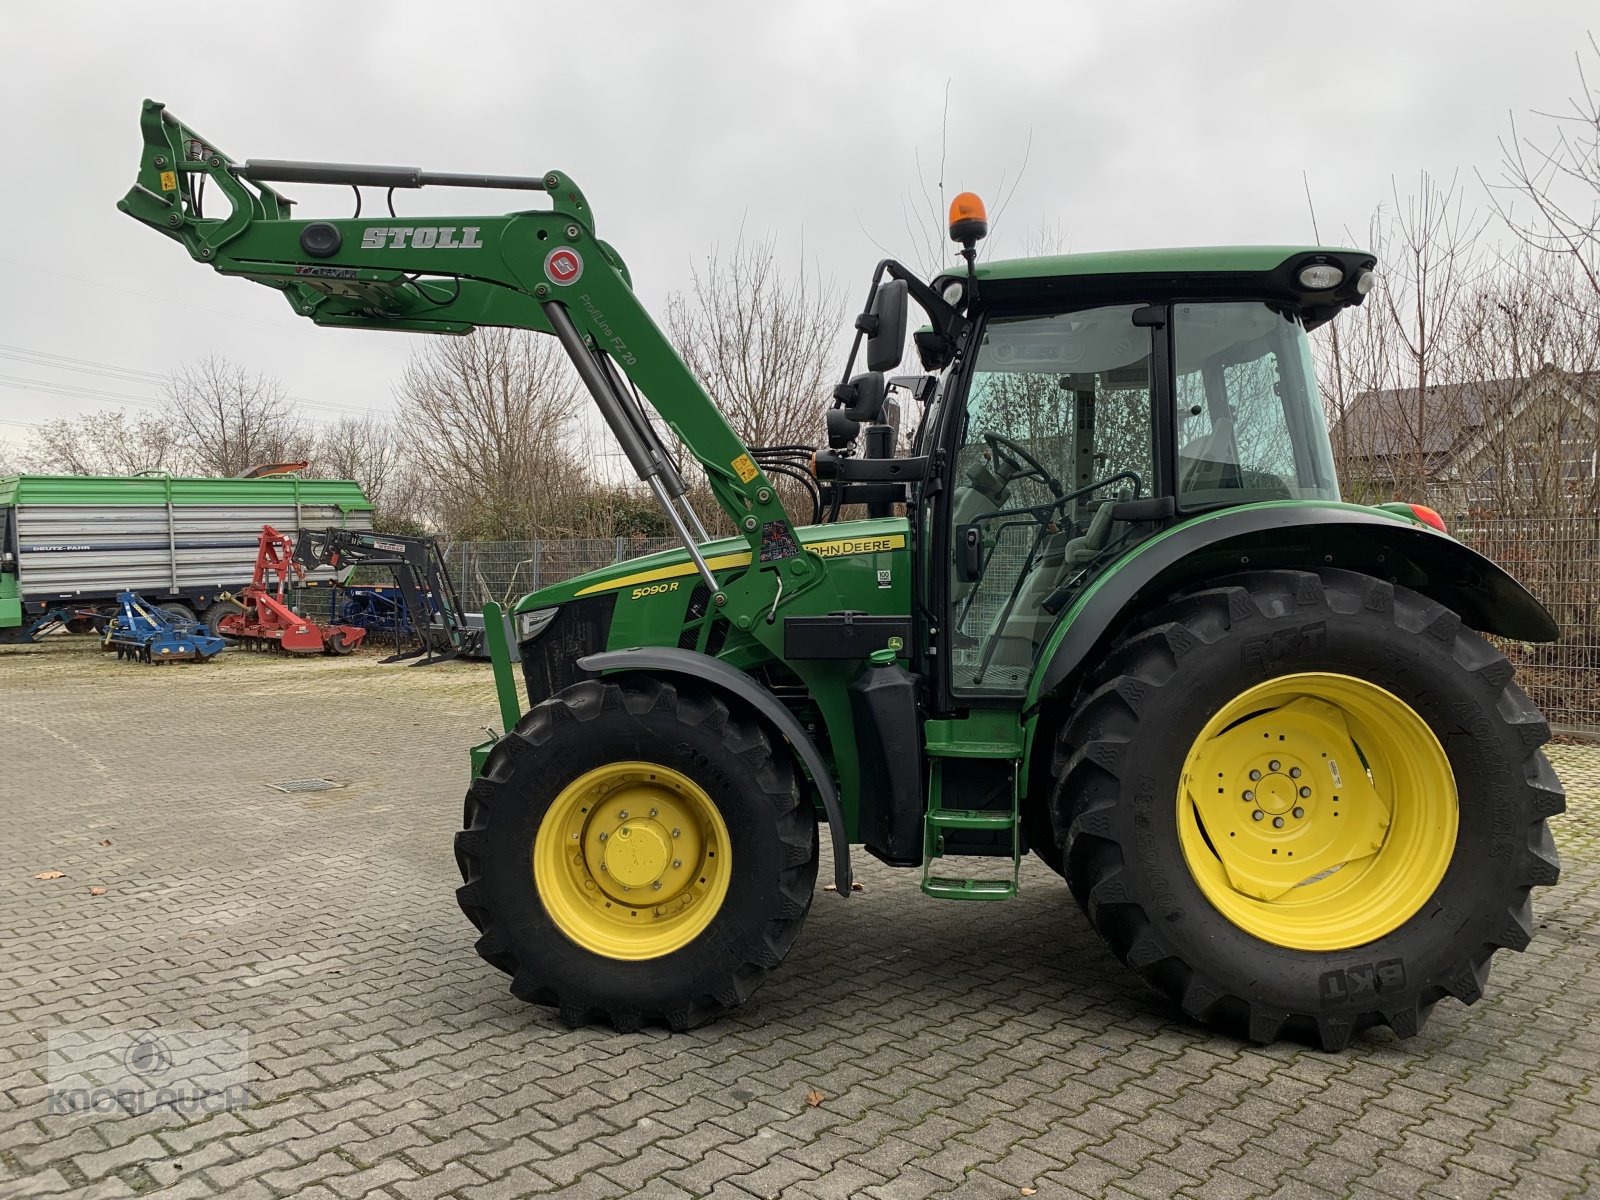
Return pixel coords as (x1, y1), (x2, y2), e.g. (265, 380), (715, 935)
(573, 534), (908, 597)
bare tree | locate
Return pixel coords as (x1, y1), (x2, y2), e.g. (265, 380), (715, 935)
(313, 414), (418, 530)
(1316, 173), (1486, 500)
(20, 409), (183, 476)
(1489, 33), (1600, 300)
(161, 354), (313, 476)
(1450, 246), (1600, 517)
(665, 235), (844, 521)
(666, 235), (843, 448)
(396, 328), (590, 539)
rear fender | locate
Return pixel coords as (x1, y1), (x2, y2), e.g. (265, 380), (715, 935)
(1027, 505), (1558, 708)
(578, 646), (852, 894)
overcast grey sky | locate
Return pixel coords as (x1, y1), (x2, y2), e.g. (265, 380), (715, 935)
(0, 1), (1593, 456)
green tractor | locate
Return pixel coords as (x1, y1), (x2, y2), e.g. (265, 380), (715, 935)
(122, 103), (1563, 1050)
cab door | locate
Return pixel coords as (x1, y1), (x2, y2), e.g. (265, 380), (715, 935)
(934, 303), (1165, 700)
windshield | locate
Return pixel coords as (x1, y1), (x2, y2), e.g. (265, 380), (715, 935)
(1174, 302), (1339, 507)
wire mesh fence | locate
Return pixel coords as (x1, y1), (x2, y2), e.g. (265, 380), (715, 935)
(1448, 514), (1600, 734)
(395, 516), (1598, 734)
(438, 537), (680, 609)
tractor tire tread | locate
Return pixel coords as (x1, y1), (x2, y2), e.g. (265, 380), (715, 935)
(455, 676), (817, 1032)
(1057, 567), (1562, 1049)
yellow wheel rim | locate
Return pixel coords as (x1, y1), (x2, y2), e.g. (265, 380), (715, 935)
(533, 761), (731, 960)
(1177, 673), (1457, 951)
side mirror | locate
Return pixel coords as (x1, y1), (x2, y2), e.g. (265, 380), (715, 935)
(864, 279), (909, 373)
(955, 524), (984, 582)
(834, 371), (886, 422)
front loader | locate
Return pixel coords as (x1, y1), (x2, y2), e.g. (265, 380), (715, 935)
(122, 102), (1565, 1050)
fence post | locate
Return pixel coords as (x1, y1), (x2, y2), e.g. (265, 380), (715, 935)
(615, 536), (624, 563)
(531, 539), (542, 591)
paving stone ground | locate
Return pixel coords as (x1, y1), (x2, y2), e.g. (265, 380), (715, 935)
(2, 637), (1598, 1200)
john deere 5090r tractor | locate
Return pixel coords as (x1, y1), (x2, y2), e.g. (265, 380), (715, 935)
(123, 102), (1564, 1050)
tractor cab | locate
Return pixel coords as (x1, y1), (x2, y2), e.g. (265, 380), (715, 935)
(925, 259), (1368, 697)
(820, 194), (1377, 706)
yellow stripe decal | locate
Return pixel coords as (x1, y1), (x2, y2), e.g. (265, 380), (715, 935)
(573, 534), (906, 597)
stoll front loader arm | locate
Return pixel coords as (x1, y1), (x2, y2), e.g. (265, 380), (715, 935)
(118, 100), (899, 889)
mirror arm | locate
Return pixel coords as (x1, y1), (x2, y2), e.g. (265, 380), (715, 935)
(840, 259), (971, 386)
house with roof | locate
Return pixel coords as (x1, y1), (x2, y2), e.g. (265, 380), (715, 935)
(1329, 367), (1599, 519)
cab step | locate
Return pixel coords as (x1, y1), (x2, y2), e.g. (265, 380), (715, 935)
(921, 875), (1018, 901)
(921, 756), (1022, 901)
(925, 808), (1016, 830)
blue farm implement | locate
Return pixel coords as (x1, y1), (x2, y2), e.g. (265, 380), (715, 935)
(103, 591), (225, 663)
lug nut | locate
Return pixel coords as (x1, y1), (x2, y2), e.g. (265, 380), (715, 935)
(1289, 767), (1302, 779)
(1299, 787), (1311, 798)
(618, 810), (630, 820)
(671, 828), (681, 838)
(1249, 770), (1262, 781)
(1252, 810), (1264, 821)
(649, 808), (658, 818)
(652, 881), (662, 890)
(1269, 760), (1281, 772)
(1292, 807), (1305, 818)
(1243, 790), (1255, 802)
(671, 859), (682, 869)
(598, 832), (608, 842)
(1273, 816), (1285, 828)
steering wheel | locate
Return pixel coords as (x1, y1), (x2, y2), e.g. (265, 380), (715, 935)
(982, 432), (1064, 499)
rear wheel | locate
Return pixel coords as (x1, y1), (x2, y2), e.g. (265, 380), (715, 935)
(158, 602), (196, 626)
(202, 600), (244, 641)
(1056, 569), (1563, 1049)
(455, 675), (818, 1030)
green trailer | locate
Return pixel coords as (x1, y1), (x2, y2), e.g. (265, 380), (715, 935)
(0, 472), (373, 641)
(123, 102), (1563, 1051)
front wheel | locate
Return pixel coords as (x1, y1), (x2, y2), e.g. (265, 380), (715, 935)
(454, 675), (818, 1030)
(1056, 569), (1563, 1050)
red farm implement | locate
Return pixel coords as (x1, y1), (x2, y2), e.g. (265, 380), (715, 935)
(219, 525), (366, 656)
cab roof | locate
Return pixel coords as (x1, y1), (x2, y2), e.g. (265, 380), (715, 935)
(973, 245), (1365, 282)
(934, 245), (1376, 331)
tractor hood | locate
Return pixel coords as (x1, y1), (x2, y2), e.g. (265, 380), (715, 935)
(510, 517), (912, 613)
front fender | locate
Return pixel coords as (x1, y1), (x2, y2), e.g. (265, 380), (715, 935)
(1027, 504), (1558, 708)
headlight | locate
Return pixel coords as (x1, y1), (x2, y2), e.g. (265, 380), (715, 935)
(941, 280), (965, 306)
(1353, 268), (1376, 295)
(516, 606), (560, 641)
(1297, 262), (1344, 290)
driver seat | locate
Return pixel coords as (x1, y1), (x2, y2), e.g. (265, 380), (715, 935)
(1060, 496), (1118, 567)
(980, 495), (1125, 672)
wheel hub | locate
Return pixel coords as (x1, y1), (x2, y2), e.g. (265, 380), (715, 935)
(1177, 674), (1457, 950)
(534, 762), (730, 960)
(1187, 695), (1395, 903)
